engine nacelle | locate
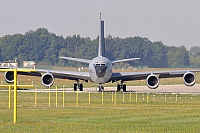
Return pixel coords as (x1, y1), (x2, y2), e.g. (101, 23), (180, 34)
(146, 74), (159, 89)
(183, 72), (195, 86)
(4, 71), (14, 83)
(41, 73), (54, 87)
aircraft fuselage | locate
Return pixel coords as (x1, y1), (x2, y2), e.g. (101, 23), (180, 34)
(89, 57), (112, 84)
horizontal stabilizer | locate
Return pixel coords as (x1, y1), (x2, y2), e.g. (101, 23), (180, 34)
(59, 56), (91, 64)
(112, 58), (140, 64)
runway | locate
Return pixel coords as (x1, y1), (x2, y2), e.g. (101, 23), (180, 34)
(82, 84), (200, 94)
(1, 84), (200, 94)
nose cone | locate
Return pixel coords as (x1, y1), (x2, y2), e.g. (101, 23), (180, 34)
(94, 66), (107, 78)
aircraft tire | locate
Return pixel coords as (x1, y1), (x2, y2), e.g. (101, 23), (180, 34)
(74, 84), (77, 91)
(123, 84), (126, 92)
(80, 84), (83, 91)
(98, 85), (104, 92)
(117, 84), (121, 91)
(101, 86), (104, 92)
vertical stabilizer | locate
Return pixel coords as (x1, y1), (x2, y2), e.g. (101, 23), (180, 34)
(98, 13), (105, 57)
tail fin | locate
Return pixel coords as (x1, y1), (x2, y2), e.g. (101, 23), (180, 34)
(98, 13), (105, 57)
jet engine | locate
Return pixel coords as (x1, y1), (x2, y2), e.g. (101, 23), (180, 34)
(4, 71), (14, 83)
(183, 72), (195, 86)
(146, 74), (159, 89)
(41, 73), (54, 87)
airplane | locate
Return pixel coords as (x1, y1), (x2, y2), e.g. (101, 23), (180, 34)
(1, 14), (199, 92)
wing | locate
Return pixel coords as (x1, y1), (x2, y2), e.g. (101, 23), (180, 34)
(59, 56), (91, 64)
(111, 70), (200, 81)
(18, 69), (91, 81)
(0, 67), (91, 87)
(111, 69), (199, 89)
(112, 58), (140, 64)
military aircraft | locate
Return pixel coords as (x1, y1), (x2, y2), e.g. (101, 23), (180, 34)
(2, 14), (199, 92)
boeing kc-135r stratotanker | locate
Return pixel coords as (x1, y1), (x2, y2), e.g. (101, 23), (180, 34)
(1, 14), (199, 92)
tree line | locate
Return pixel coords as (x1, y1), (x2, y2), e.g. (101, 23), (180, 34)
(0, 28), (199, 68)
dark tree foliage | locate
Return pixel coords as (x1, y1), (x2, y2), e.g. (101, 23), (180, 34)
(167, 46), (190, 67)
(190, 46), (200, 56)
(0, 28), (195, 68)
(189, 46), (200, 67)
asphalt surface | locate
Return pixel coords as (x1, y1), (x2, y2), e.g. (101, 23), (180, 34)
(83, 84), (200, 94)
(34, 84), (200, 94)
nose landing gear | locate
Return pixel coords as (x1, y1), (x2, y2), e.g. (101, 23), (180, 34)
(97, 84), (104, 92)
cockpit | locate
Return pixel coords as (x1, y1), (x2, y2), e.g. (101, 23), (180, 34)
(93, 62), (107, 78)
(89, 57), (112, 83)
(94, 62), (106, 66)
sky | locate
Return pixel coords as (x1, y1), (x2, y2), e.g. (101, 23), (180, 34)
(0, 0), (200, 49)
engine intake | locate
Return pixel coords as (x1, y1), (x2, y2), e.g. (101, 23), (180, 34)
(41, 73), (54, 87)
(4, 71), (14, 83)
(146, 74), (159, 89)
(183, 72), (195, 86)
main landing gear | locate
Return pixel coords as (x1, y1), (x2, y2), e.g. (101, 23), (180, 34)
(117, 84), (126, 92)
(116, 81), (127, 92)
(73, 79), (83, 91)
(73, 83), (83, 91)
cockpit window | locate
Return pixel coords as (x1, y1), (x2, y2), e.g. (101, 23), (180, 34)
(94, 63), (106, 66)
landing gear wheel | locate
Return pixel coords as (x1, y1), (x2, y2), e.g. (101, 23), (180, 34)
(101, 86), (104, 92)
(117, 84), (121, 92)
(80, 84), (83, 91)
(123, 84), (126, 92)
(74, 84), (77, 91)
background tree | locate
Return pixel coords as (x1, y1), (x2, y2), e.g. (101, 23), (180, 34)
(167, 46), (190, 67)
(0, 28), (194, 68)
(189, 46), (200, 67)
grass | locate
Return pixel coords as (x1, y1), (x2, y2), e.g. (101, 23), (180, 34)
(0, 91), (200, 132)
(0, 67), (200, 132)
